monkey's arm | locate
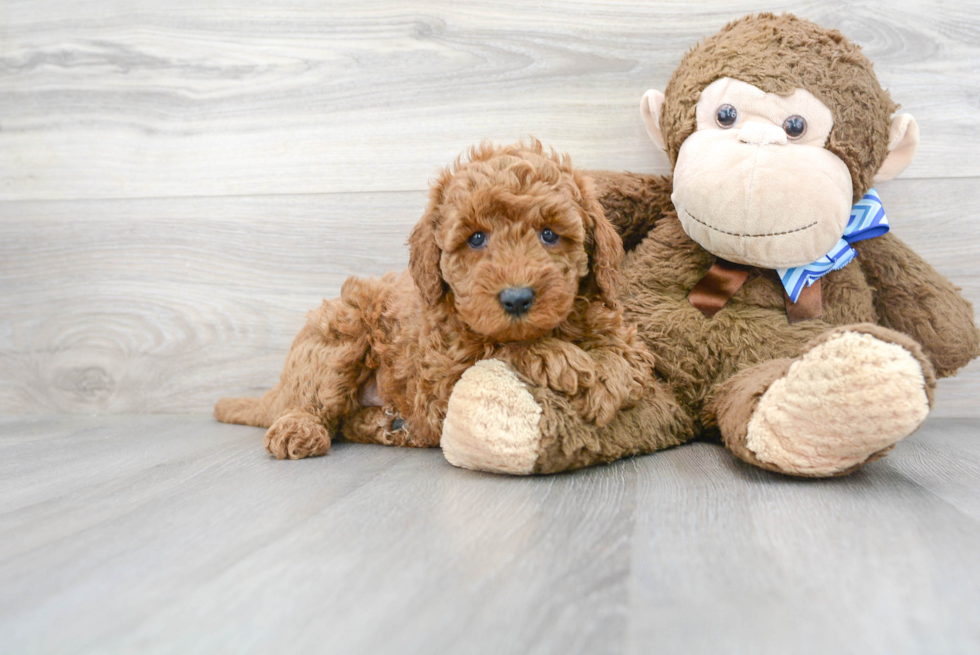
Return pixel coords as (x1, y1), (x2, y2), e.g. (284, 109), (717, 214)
(585, 171), (674, 251)
(855, 233), (980, 377)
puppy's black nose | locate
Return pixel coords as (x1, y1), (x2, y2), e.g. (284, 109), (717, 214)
(499, 287), (535, 316)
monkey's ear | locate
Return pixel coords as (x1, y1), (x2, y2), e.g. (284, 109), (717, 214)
(409, 177), (448, 305)
(640, 89), (667, 151)
(874, 114), (919, 182)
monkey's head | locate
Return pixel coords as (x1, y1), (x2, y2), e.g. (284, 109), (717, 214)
(640, 13), (919, 268)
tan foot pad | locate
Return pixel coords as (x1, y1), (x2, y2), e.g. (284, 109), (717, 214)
(746, 331), (930, 476)
(442, 360), (543, 475)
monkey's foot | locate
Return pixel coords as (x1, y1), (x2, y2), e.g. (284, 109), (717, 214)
(442, 360), (544, 474)
(744, 327), (932, 476)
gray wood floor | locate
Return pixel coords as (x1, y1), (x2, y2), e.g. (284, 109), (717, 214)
(2, 415), (979, 654)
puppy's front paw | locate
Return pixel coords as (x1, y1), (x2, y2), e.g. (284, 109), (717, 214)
(572, 383), (623, 427)
(501, 340), (595, 397)
(264, 410), (331, 460)
(442, 360), (543, 475)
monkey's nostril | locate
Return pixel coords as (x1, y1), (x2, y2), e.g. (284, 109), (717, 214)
(498, 287), (535, 316)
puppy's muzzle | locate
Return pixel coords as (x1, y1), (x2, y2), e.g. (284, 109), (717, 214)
(498, 287), (535, 317)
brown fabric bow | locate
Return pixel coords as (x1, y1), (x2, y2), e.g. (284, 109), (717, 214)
(688, 259), (822, 324)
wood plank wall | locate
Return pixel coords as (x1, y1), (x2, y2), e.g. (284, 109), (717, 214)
(1, 1), (978, 416)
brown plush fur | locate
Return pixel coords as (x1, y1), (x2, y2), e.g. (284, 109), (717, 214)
(215, 141), (654, 459)
(473, 14), (980, 475)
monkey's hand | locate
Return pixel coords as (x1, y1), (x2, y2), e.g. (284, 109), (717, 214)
(856, 233), (980, 377)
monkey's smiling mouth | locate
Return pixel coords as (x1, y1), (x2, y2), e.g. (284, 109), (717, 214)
(684, 210), (817, 238)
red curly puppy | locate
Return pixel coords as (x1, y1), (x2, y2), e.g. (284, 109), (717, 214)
(215, 141), (653, 459)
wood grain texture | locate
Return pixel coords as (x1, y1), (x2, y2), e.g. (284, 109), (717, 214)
(0, 192), (423, 413)
(1, 178), (977, 416)
(1, 0), (979, 200)
(627, 426), (980, 654)
(1, 415), (978, 654)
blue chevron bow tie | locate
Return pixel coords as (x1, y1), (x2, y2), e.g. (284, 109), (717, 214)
(777, 189), (889, 303)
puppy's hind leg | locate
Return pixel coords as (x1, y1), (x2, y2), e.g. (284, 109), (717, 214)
(261, 293), (377, 459)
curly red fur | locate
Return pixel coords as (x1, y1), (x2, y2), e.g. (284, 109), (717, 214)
(215, 140), (653, 459)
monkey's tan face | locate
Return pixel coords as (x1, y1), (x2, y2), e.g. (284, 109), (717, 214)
(671, 78), (853, 268)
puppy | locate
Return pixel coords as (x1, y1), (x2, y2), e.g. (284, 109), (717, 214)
(215, 140), (654, 459)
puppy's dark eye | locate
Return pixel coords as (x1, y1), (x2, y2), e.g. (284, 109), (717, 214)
(716, 104), (737, 128)
(540, 228), (560, 245)
(467, 232), (487, 249)
(783, 115), (807, 139)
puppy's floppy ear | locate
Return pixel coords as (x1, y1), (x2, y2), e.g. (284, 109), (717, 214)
(409, 170), (449, 305)
(579, 175), (625, 307)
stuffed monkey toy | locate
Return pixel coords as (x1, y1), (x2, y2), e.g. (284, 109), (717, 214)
(440, 13), (980, 477)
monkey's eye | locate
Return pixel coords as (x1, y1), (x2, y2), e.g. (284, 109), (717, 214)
(716, 104), (738, 128)
(540, 228), (560, 245)
(782, 115), (807, 139)
(467, 231), (487, 249)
